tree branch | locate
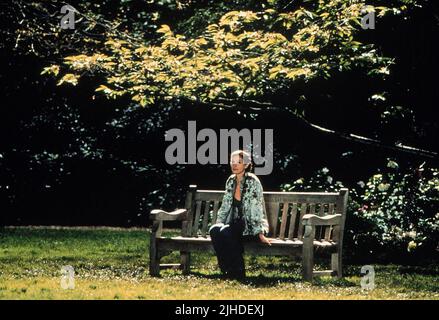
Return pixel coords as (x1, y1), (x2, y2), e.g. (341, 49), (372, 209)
(189, 96), (439, 161)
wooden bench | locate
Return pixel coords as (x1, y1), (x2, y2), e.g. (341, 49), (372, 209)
(149, 185), (349, 281)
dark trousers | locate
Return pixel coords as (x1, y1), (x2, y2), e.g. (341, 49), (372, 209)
(209, 224), (258, 278)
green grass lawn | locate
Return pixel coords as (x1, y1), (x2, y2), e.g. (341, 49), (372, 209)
(0, 226), (437, 300)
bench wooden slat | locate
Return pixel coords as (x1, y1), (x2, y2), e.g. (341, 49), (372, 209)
(211, 201), (219, 225)
(264, 193), (340, 204)
(324, 225), (333, 241)
(158, 236), (337, 247)
(158, 241), (304, 256)
(195, 190), (341, 204)
(279, 202), (289, 239)
(313, 270), (337, 277)
(309, 203), (315, 215)
(322, 204), (331, 240)
(328, 203), (335, 214)
(318, 203), (325, 216)
(309, 203), (317, 238)
(181, 185), (196, 237)
(201, 201), (210, 237)
(324, 203), (335, 240)
(191, 201), (202, 236)
(201, 201), (211, 237)
(157, 236), (337, 257)
(316, 203), (325, 240)
(303, 214), (342, 226)
(287, 203), (298, 240)
(309, 203), (321, 240)
(195, 191), (224, 202)
(172, 245), (334, 257)
(297, 203), (308, 239)
(266, 202), (280, 237)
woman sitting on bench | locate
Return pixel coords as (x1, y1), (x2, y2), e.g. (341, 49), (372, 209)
(209, 149), (271, 280)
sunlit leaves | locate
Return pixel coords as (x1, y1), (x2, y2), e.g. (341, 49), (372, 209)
(157, 24), (173, 37)
(41, 65), (60, 76)
(285, 67), (313, 80)
(132, 95), (155, 107)
(57, 73), (79, 86)
(95, 85), (112, 94)
(219, 11), (259, 31)
(48, 0), (404, 109)
(64, 54), (112, 70)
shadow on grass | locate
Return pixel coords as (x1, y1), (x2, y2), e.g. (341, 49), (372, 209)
(187, 271), (299, 286)
(187, 270), (357, 288)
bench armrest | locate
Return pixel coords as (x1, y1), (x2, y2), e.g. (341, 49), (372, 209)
(302, 214), (342, 226)
(150, 208), (188, 221)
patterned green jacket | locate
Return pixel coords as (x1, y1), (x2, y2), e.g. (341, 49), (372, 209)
(211, 172), (269, 236)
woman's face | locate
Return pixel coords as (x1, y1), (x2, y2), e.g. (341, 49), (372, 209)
(230, 155), (247, 175)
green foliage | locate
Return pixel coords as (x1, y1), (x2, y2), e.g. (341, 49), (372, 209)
(281, 160), (439, 261)
(357, 160), (438, 255)
(35, 0), (417, 111)
(281, 167), (345, 192)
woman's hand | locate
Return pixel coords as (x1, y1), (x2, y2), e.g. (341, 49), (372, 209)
(258, 233), (272, 246)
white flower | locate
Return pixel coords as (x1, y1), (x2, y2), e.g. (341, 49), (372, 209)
(387, 160), (399, 169)
(372, 174), (383, 181)
(377, 183), (390, 191)
(407, 241), (417, 252)
(357, 181), (365, 188)
(408, 231), (416, 239)
(403, 231), (416, 239)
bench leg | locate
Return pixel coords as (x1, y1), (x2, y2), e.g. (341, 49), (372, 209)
(302, 246), (314, 281)
(302, 225), (315, 281)
(149, 251), (160, 276)
(180, 251), (191, 275)
(331, 251), (342, 278)
(149, 233), (161, 277)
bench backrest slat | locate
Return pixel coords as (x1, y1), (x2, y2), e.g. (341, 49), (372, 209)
(296, 203), (308, 239)
(191, 201), (202, 236)
(288, 203), (298, 240)
(211, 201), (220, 229)
(266, 201), (280, 236)
(279, 203), (289, 240)
(194, 192), (224, 202)
(201, 201), (211, 237)
(184, 187), (348, 240)
(324, 203), (335, 240)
